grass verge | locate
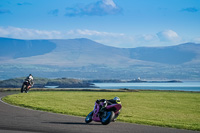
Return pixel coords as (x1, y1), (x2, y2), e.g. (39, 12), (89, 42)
(2, 91), (200, 131)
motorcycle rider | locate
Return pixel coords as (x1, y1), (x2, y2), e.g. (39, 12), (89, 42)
(96, 97), (121, 121)
(21, 74), (34, 93)
(25, 74), (34, 87)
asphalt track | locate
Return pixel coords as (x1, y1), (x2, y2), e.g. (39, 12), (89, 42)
(0, 92), (199, 133)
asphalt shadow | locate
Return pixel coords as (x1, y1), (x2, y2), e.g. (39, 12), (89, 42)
(43, 121), (102, 125)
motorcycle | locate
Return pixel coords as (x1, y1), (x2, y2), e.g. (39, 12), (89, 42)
(21, 80), (31, 93)
(85, 100), (122, 125)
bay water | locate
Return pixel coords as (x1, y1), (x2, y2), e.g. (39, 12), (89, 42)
(93, 81), (200, 92)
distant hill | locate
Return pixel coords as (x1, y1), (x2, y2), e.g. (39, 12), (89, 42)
(0, 37), (56, 60)
(0, 37), (200, 80)
(129, 43), (200, 65)
(0, 77), (92, 88)
(0, 38), (143, 67)
(0, 37), (200, 66)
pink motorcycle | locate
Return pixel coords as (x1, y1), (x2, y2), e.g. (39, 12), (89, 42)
(85, 100), (122, 125)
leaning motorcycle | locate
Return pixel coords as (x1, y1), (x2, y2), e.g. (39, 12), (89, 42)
(21, 80), (31, 93)
(85, 100), (122, 125)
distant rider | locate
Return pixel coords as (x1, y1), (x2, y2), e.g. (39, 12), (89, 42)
(25, 74), (34, 87)
(96, 97), (121, 121)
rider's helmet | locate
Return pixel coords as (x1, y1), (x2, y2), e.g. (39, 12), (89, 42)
(28, 74), (33, 80)
(113, 97), (121, 104)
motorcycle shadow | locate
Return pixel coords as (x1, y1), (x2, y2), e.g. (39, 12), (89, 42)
(43, 121), (102, 125)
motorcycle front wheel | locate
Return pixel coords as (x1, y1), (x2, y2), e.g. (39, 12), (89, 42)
(21, 84), (25, 93)
(85, 111), (93, 123)
(101, 111), (114, 125)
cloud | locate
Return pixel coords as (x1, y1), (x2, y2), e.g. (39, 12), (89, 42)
(68, 29), (124, 37)
(157, 30), (181, 42)
(181, 7), (199, 12)
(0, 9), (11, 14)
(193, 37), (200, 43)
(17, 2), (32, 6)
(0, 26), (124, 40)
(103, 0), (117, 8)
(48, 9), (59, 16)
(65, 0), (122, 16)
(142, 34), (157, 41)
(0, 26), (62, 39)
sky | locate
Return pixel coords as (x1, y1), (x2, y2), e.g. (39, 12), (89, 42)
(0, 0), (200, 48)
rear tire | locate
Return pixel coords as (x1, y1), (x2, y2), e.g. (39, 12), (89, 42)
(101, 111), (114, 125)
(85, 111), (93, 123)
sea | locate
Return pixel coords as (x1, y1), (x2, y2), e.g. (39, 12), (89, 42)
(93, 81), (200, 92)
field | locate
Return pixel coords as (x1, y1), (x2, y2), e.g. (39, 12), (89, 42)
(2, 91), (200, 131)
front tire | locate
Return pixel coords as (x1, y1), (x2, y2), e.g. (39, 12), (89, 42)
(101, 111), (114, 125)
(21, 84), (25, 93)
(85, 111), (93, 123)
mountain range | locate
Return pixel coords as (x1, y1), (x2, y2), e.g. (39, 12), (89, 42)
(0, 37), (200, 80)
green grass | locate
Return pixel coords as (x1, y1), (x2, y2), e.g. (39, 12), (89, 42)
(2, 91), (200, 131)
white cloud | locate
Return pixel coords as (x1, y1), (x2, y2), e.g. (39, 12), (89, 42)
(67, 29), (124, 37)
(103, 0), (116, 8)
(65, 0), (121, 16)
(142, 34), (157, 41)
(193, 37), (200, 43)
(0, 26), (62, 39)
(157, 30), (181, 42)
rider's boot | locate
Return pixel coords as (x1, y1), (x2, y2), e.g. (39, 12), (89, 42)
(112, 112), (120, 122)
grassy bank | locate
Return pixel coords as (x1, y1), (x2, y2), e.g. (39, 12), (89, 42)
(2, 91), (200, 131)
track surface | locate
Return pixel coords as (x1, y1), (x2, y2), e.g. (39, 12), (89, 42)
(0, 92), (199, 133)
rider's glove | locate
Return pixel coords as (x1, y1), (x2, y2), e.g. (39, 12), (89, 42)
(96, 100), (100, 103)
